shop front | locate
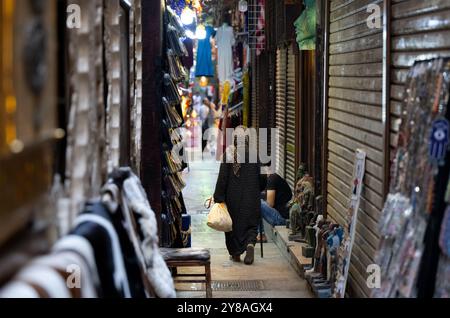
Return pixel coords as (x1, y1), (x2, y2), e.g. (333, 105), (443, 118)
(317, 0), (450, 298)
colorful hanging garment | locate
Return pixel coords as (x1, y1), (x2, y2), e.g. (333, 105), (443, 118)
(195, 25), (215, 77)
(243, 70), (250, 127)
(294, 0), (316, 50)
(216, 23), (236, 84)
(256, 0), (265, 56)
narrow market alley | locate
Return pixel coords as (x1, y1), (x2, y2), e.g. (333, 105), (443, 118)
(178, 156), (312, 298)
(1, 0), (450, 301)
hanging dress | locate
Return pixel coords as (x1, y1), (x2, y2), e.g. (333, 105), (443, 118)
(195, 26), (215, 77)
(216, 24), (236, 84)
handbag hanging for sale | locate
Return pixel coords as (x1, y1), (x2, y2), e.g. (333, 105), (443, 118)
(206, 199), (232, 232)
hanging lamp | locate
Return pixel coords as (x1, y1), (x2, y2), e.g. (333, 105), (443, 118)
(238, 0), (248, 13)
(181, 6), (196, 25)
(195, 24), (207, 40)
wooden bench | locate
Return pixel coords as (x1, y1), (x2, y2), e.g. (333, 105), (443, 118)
(160, 248), (212, 298)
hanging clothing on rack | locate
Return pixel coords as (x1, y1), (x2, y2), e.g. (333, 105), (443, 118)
(2, 265), (72, 298)
(234, 41), (243, 70)
(0, 170), (176, 299)
(216, 23), (235, 84)
(118, 170), (176, 298)
(53, 235), (101, 293)
(182, 37), (195, 70)
(0, 242), (99, 298)
(195, 25), (215, 78)
(72, 202), (134, 298)
(255, 0), (265, 56)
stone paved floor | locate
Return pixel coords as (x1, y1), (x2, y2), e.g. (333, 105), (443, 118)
(179, 155), (312, 298)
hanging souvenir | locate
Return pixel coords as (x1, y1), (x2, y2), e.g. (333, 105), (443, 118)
(429, 118), (450, 165)
(333, 149), (366, 298)
(294, 0), (316, 50)
(373, 58), (450, 298)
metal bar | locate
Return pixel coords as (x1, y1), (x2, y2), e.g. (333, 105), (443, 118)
(167, 261), (210, 266)
(260, 216), (264, 258)
(382, 0), (391, 198)
(321, 0), (330, 218)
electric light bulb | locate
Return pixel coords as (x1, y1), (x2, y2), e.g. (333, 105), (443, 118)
(195, 24), (207, 40)
(199, 76), (208, 87)
(181, 6), (195, 25)
(239, 0), (248, 12)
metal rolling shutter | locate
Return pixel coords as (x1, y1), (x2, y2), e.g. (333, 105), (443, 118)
(390, 0), (450, 152)
(275, 48), (287, 177)
(251, 54), (259, 128)
(285, 47), (296, 189)
(326, 0), (384, 298)
(267, 51), (276, 157)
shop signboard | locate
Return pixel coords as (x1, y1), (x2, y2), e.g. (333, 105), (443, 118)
(334, 149), (366, 298)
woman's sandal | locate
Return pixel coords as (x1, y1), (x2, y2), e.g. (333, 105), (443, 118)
(244, 244), (254, 265)
(256, 233), (268, 243)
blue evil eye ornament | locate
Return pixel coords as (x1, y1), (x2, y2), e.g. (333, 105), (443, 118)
(429, 118), (450, 165)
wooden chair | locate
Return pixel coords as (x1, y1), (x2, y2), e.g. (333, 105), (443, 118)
(160, 248), (212, 298)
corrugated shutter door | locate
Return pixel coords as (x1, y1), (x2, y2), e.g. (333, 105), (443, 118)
(267, 52), (276, 157)
(327, 0), (384, 298)
(251, 54), (258, 128)
(285, 47), (296, 189)
(275, 48), (287, 177)
(390, 0), (450, 152)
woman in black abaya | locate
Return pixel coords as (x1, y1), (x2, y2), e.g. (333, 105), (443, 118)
(213, 126), (260, 265)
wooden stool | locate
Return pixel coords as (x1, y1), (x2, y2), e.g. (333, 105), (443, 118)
(160, 248), (212, 298)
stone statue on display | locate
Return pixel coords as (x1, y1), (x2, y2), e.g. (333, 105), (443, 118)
(289, 164), (314, 242)
(287, 162), (308, 231)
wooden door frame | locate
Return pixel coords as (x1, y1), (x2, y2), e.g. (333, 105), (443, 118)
(141, 0), (164, 230)
(119, 0), (132, 167)
(296, 49), (316, 176)
(295, 46), (301, 174)
(382, 0), (391, 198)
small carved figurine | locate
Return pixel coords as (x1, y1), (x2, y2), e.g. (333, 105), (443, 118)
(289, 168), (314, 241)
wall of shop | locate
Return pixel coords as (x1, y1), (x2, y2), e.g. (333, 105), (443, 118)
(0, 0), (143, 243)
(0, 0), (58, 247)
(323, 0), (450, 297)
(389, 0), (450, 153)
(324, 0), (385, 298)
(64, 0), (108, 228)
(264, 0), (303, 190)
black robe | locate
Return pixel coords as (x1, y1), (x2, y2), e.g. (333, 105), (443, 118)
(213, 162), (261, 256)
